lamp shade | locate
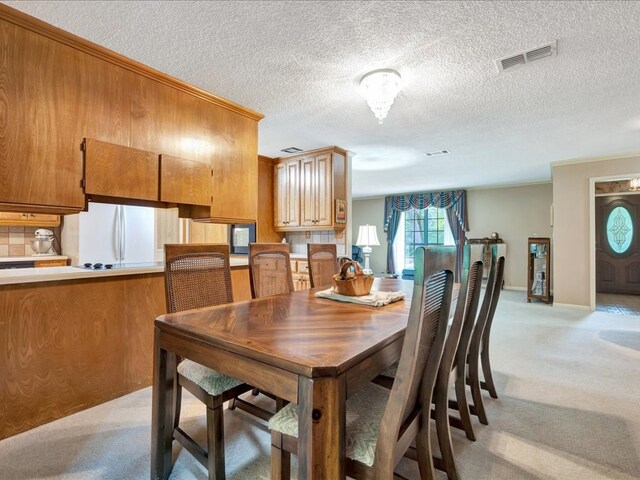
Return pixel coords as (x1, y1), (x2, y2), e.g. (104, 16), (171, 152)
(356, 224), (380, 247)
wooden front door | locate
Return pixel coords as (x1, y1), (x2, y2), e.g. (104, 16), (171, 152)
(596, 195), (640, 294)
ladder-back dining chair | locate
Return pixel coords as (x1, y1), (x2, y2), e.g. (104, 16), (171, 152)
(307, 243), (338, 288)
(268, 246), (455, 479)
(248, 243), (294, 298)
(466, 246), (505, 424)
(164, 243), (254, 480)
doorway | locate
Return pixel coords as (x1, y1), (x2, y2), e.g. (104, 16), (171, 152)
(595, 192), (640, 315)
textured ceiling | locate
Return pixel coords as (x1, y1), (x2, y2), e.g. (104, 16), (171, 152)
(6, 1), (640, 198)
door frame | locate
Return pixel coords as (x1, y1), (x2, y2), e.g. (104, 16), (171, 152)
(589, 173), (640, 310)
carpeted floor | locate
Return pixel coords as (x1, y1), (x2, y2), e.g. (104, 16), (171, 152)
(0, 290), (639, 480)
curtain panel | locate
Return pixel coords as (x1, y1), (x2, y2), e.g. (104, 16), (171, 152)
(384, 190), (468, 277)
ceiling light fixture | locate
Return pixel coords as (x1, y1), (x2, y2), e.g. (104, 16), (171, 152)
(630, 178), (640, 191)
(359, 69), (402, 124)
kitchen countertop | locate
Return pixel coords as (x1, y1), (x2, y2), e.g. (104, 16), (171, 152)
(0, 256), (250, 286)
(0, 255), (68, 263)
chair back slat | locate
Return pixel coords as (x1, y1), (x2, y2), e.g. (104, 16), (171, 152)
(481, 254), (505, 354)
(164, 243), (233, 314)
(438, 245), (483, 384)
(307, 243), (338, 288)
(469, 246), (504, 358)
(374, 246), (455, 472)
(249, 243), (294, 298)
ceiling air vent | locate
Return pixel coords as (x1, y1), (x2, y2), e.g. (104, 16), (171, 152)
(281, 147), (303, 154)
(496, 40), (557, 73)
(425, 150), (449, 157)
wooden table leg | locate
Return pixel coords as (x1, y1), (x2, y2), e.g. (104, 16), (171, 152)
(297, 376), (346, 480)
(150, 328), (176, 480)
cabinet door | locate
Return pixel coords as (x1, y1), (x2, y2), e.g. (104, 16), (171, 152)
(0, 20), (129, 211)
(274, 163), (289, 227)
(314, 153), (333, 226)
(286, 161), (301, 227)
(300, 157), (316, 227)
(160, 155), (212, 206)
(84, 139), (158, 201)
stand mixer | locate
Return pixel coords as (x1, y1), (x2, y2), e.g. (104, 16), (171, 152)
(30, 228), (56, 256)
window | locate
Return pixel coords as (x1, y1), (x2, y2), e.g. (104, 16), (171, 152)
(403, 207), (448, 270)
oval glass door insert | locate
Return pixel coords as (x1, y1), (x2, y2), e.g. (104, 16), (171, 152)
(606, 206), (633, 254)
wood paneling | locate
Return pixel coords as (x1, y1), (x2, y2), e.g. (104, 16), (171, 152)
(0, 273), (165, 440)
(160, 155), (212, 206)
(84, 138), (158, 201)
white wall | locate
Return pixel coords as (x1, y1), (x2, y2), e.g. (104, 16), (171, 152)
(467, 183), (553, 289)
(552, 154), (640, 308)
(351, 197), (387, 274)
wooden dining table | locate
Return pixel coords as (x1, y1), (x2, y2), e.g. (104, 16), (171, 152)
(150, 277), (418, 480)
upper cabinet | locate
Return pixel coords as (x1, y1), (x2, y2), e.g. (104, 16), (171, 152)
(274, 147), (347, 232)
(84, 139), (159, 201)
(0, 5), (262, 221)
(0, 212), (60, 227)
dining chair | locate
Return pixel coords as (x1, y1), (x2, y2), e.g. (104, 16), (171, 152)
(307, 243), (339, 288)
(269, 246), (455, 479)
(164, 243), (254, 480)
(247, 243), (295, 298)
(466, 247), (505, 424)
(373, 245), (483, 480)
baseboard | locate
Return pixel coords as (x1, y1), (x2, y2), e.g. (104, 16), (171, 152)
(504, 285), (526, 291)
(552, 302), (591, 310)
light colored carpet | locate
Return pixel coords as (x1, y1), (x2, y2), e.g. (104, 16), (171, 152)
(0, 290), (639, 480)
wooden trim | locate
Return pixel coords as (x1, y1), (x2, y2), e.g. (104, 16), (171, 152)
(0, 202), (83, 215)
(0, 4), (263, 122)
(274, 146), (349, 163)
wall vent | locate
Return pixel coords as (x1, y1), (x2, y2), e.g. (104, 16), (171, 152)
(496, 40), (557, 73)
(425, 150), (449, 157)
(281, 147), (303, 154)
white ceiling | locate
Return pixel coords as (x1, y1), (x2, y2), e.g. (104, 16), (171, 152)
(6, 1), (640, 198)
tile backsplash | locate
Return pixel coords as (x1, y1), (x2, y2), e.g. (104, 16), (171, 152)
(0, 226), (62, 257)
(285, 230), (347, 256)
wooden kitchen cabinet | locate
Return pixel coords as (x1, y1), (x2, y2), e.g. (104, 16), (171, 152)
(290, 259), (310, 291)
(84, 139), (159, 202)
(0, 17), (130, 213)
(274, 147), (347, 232)
(301, 153), (332, 227)
(159, 155), (212, 206)
(0, 212), (60, 227)
(275, 159), (301, 228)
(0, 4), (262, 220)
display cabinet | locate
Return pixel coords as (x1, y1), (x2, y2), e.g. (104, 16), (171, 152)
(527, 237), (551, 303)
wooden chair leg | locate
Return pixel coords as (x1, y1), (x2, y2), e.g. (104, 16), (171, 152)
(454, 368), (476, 441)
(480, 347), (498, 399)
(173, 382), (183, 431)
(227, 397), (236, 410)
(468, 354), (488, 425)
(206, 406), (225, 480)
(271, 432), (290, 480)
(416, 418), (436, 480)
(434, 386), (458, 480)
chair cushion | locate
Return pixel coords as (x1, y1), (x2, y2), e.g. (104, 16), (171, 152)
(269, 383), (389, 466)
(177, 359), (244, 396)
(380, 361), (398, 378)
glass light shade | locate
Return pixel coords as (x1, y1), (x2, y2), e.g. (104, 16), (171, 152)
(629, 178), (640, 191)
(359, 69), (402, 124)
(356, 224), (381, 247)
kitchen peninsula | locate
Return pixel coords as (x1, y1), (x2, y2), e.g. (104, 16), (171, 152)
(0, 260), (252, 440)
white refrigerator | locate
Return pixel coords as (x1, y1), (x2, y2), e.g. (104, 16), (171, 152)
(78, 203), (156, 265)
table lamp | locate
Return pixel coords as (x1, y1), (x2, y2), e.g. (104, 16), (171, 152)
(355, 224), (380, 275)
